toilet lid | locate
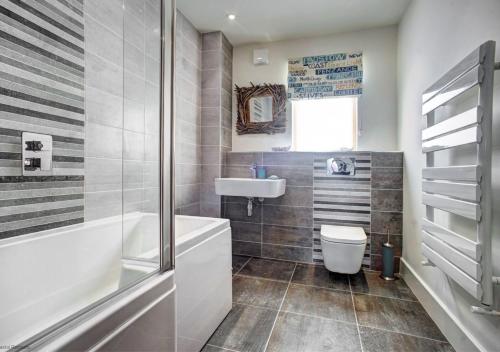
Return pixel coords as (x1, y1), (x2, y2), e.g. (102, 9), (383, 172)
(320, 225), (366, 244)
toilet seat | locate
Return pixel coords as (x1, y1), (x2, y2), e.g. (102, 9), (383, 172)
(320, 225), (366, 244)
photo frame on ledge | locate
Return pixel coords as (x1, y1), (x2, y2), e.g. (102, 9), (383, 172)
(235, 83), (287, 135)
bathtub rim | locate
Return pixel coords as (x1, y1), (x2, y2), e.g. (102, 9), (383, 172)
(0, 212), (148, 248)
(175, 215), (230, 256)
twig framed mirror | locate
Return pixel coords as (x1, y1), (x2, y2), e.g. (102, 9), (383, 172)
(235, 83), (287, 135)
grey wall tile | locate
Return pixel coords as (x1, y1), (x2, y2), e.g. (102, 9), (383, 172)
(231, 221), (262, 242)
(176, 183), (201, 208)
(200, 182), (219, 204)
(85, 122), (123, 159)
(201, 126), (220, 146)
(224, 202), (262, 223)
(86, 85), (123, 129)
(224, 166), (252, 178)
(201, 107), (219, 126)
(221, 88), (231, 110)
(221, 127), (232, 148)
(222, 107), (232, 129)
(372, 152), (403, 168)
(124, 6), (145, 49)
(202, 50), (222, 70)
(202, 32), (222, 51)
(199, 201), (221, 217)
(263, 205), (313, 228)
(124, 98), (145, 132)
(201, 88), (221, 108)
(123, 130), (145, 161)
(371, 189), (403, 212)
(233, 240), (261, 257)
(201, 164), (222, 184)
(226, 152), (263, 166)
(263, 152), (314, 166)
(85, 15), (123, 66)
(177, 120), (200, 145)
(264, 166), (313, 186)
(202, 68), (221, 90)
(123, 160), (144, 189)
(180, 202), (202, 216)
(124, 42), (145, 77)
(201, 146), (221, 165)
(263, 225), (312, 247)
(85, 52), (123, 97)
(266, 186), (313, 207)
(176, 163), (201, 186)
(371, 168), (403, 189)
(262, 244), (312, 263)
(371, 211), (402, 235)
(85, 190), (122, 220)
(85, 0), (124, 37)
(85, 158), (122, 192)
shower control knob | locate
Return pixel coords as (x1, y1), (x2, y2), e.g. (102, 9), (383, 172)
(24, 157), (41, 170)
(25, 140), (44, 151)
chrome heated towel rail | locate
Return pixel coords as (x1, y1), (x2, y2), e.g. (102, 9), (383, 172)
(421, 41), (498, 314)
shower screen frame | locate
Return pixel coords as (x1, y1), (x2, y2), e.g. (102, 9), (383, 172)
(12, 0), (176, 348)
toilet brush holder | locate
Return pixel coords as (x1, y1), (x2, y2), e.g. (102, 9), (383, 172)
(380, 242), (397, 281)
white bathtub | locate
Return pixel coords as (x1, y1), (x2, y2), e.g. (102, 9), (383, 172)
(0, 213), (231, 351)
(175, 215), (232, 352)
(0, 212), (162, 347)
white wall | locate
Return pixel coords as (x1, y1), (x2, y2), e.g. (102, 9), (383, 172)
(232, 26), (398, 152)
(397, 0), (500, 351)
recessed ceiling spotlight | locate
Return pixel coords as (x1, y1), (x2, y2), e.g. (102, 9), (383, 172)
(227, 14), (236, 21)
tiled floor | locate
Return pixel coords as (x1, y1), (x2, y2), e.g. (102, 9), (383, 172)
(202, 256), (454, 352)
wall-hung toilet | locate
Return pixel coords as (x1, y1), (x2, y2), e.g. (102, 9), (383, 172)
(320, 225), (367, 274)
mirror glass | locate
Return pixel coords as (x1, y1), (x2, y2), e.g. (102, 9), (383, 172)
(249, 96), (273, 122)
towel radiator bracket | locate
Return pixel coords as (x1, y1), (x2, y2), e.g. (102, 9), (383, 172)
(471, 306), (500, 316)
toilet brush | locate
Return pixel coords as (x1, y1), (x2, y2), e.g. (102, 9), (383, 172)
(380, 226), (397, 281)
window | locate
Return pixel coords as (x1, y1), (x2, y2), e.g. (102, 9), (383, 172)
(292, 97), (358, 151)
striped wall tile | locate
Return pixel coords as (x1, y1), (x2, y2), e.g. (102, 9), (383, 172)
(312, 154), (372, 266)
(0, 0), (84, 239)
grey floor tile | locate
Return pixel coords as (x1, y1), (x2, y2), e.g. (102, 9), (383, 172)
(359, 326), (455, 352)
(282, 284), (356, 323)
(266, 311), (361, 352)
(349, 270), (417, 301)
(291, 264), (350, 291)
(232, 255), (251, 273)
(206, 304), (277, 352)
(354, 294), (447, 341)
(233, 275), (288, 310)
(238, 258), (296, 282)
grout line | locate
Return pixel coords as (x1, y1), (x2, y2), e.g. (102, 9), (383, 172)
(262, 262), (297, 352)
(233, 301), (359, 328)
(348, 275), (365, 352)
(357, 324), (450, 344)
(232, 256), (252, 276)
(234, 273), (291, 284)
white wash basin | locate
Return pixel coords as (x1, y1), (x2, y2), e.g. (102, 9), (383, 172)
(215, 178), (286, 198)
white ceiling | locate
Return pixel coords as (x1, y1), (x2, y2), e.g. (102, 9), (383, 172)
(177, 0), (411, 46)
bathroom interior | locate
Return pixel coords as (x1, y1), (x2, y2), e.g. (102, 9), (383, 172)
(0, 0), (499, 351)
